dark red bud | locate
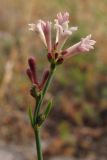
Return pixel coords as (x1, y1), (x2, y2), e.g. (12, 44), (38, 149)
(61, 50), (68, 55)
(26, 68), (33, 82)
(47, 53), (52, 62)
(28, 56), (38, 84)
(56, 57), (64, 65)
(28, 57), (36, 73)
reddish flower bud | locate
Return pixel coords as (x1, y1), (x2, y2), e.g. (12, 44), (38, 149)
(28, 57), (36, 73)
(28, 56), (38, 84)
(26, 68), (34, 83)
(56, 57), (64, 65)
(39, 70), (50, 89)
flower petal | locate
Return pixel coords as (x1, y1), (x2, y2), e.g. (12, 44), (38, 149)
(36, 20), (47, 46)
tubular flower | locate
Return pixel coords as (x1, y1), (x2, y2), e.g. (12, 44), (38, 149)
(36, 20), (52, 52)
(64, 34), (96, 58)
(54, 12), (78, 52)
(29, 20), (52, 52)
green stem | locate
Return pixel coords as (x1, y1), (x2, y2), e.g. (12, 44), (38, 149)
(34, 127), (43, 160)
(34, 67), (55, 122)
(33, 65), (56, 160)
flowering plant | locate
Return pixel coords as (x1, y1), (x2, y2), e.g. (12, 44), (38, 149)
(27, 12), (96, 160)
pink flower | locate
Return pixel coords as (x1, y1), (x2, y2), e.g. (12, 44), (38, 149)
(54, 12), (78, 52)
(64, 35), (96, 58)
(55, 12), (69, 25)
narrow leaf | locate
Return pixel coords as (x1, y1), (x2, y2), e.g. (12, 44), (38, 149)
(44, 100), (53, 118)
(28, 106), (33, 127)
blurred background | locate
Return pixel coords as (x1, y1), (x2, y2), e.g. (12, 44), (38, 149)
(0, 0), (107, 160)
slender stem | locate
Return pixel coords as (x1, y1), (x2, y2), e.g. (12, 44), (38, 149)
(34, 67), (55, 122)
(34, 127), (43, 160)
(33, 65), (56, 160)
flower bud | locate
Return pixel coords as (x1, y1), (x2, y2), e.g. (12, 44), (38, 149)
(26, 68), (33, 82)
(28, 56), (38, 84)
(28, 57), (36, 73)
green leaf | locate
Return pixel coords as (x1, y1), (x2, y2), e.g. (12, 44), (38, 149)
(28, 106), (33, 127)
(44, 100), (53, 119)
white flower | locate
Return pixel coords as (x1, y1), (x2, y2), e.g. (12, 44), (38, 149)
(29, 20), (52, 52)
(36, 20), (47, 46)
(36, 20), (52, 52)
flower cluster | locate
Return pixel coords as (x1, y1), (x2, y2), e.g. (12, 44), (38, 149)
(28, 12), (96, 65)
(27, 12), (96, 94)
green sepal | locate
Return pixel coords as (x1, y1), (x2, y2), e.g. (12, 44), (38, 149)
(28, 106), (34, 127)
(44, 100), (53, 119)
